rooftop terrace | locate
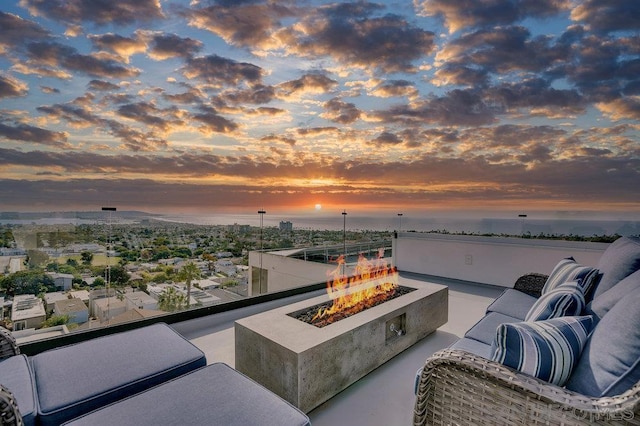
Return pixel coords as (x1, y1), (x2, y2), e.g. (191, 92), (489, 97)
(172, 272), (504, 426)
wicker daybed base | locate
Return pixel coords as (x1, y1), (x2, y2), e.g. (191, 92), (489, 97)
(414, 348), (640, 426)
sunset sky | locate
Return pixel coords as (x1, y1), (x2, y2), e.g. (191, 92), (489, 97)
(1, 0), (639, 217)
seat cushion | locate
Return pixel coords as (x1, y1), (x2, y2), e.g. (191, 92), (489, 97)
(542, 257), (599, 300)
(62, 363), (311, 426)
(592, 236), (640, 299)
(586, 269), (640, 321)
(566, 292), (640, 397)
(464, 312), (521, 345)
(449, 337), (493, 359)
(491, 316), (594, 386)
(486, 288), (538, 320)
(31, 323), (206, 426)
(525, 281), (585, 322)
(0, 355), (38, 426)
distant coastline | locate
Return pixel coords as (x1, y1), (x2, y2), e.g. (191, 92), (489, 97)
(2, 211), (638, 237)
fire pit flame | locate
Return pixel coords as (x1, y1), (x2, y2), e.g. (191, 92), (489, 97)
(310, 250), (399, 325)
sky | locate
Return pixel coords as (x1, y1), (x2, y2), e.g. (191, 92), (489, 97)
(0, 0), (639, 218)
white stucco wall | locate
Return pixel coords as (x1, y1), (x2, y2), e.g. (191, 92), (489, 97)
(393, 232), (608, 287)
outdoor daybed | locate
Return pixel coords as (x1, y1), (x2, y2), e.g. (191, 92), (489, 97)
(0, 323), (310, 426)
(414, 236), (640, 425)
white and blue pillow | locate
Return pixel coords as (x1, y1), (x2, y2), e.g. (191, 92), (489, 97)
(491, 316), (594, 386)
(542, 257), (599, 298)
(525, 281), (585, 321)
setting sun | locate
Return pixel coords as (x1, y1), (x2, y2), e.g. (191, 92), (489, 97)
(315, 204), (322, 211)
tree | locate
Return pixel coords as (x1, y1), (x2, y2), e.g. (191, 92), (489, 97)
(0, 270), (55, 296)
(42, 314), (70, 328)
(80, 251), (93, 265)
(26, 249), (49, 268)
(157, 287), (186, 312)
(177, 261), (201, 308)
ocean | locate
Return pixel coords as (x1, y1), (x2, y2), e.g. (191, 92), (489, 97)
(2, 211), (638, 237)
(157, 213), (640, 237)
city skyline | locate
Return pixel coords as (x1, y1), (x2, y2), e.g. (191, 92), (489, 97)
(1, 0), (639, 216)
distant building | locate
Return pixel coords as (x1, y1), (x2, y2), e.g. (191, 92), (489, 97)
(124, 291), (157, 311)
(69, 290), (90, 306)
(93, 297), (127, 323)
(11, 294), (46, 331)
(54, 298), (89, 324)
(279, 221), (293, 232)
(44, 292), (68, 312)
(214, 259), (235, 275)
(108, 308), (165, 325)
(47, 272), (74, 291)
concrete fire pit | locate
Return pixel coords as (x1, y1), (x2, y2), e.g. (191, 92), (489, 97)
(235, 277), (447, 413)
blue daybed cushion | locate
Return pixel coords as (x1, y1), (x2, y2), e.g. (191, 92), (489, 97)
(592, 236), (640, 299)
(586, 269), (640, 321)
(62, 363), (311, 426)
(491, 316), (593, 386)
(464, 312), (521, 345)
(0, 355), (38, 426)
(31, 323), (207, 426)
(525, 281), (585, 322)
(485, 288), (538, 320)
(566, 292), (640, 397)
(542, 257), (599, 298)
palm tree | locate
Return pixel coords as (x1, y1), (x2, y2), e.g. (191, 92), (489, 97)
(177, 261), (201, 308)
(157, 286), (186, 312)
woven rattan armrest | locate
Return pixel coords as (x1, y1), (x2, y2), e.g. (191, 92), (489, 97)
(513, 273), (548, 298)
(0, 384), (24, 426)
(0, 327), (19, 361)
(414, 349), (640, 426)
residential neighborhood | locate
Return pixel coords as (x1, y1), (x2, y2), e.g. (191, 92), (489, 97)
(0, 214), (383, 342)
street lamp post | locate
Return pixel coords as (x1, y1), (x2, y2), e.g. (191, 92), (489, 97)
(101, 207), (116, 323)
(397, 213), (403, 232)
(342, 210), (347, 274)
(258, 209), (266, 294)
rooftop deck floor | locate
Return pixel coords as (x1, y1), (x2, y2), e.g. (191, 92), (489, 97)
(172, 272), (504, 426)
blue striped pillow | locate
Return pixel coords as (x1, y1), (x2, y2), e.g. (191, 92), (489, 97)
(490, 316), (594, 386)
(542, 258), (599, 297)
(525, 281), (585, 321)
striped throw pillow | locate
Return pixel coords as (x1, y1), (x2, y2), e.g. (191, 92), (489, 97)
(525, 281), (585, 321)
(542, 258), (600, 297)
(491, 316), (594, 386)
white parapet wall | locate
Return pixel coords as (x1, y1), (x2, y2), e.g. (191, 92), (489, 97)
(393, 232), (609, 288)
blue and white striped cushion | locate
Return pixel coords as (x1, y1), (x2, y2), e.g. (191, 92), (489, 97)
(525, 281), (585, 321)
(542, 258), (600, 297)
(490, 316), (594, 386)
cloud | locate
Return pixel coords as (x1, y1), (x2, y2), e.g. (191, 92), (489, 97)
(192, 106), (239, 134)
(0, 73), (28, 98)
(0, 11), (50, 53)
(182, 55), (263, 87)
(0, 122), (69, 148)
(322, 98), (362, 124)
(20, 0), (165, 26)
(88, 33), (147, 62)
(278, 74), (338, 98)
(278, 3), (436, 73)
(147, 33), (203, 60)
(415, 0), (571, 33)
(25, 41), (140, 79)
(88, 80), (121, 91)
(597, 97), (640, 121)
(116, 101), (182, 132)
(185, 1), (297, 50)
(370, 79), (419, 98)
(570, 0), (640, 33)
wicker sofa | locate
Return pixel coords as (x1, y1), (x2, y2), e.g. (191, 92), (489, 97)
(414, 236), (640, 425)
